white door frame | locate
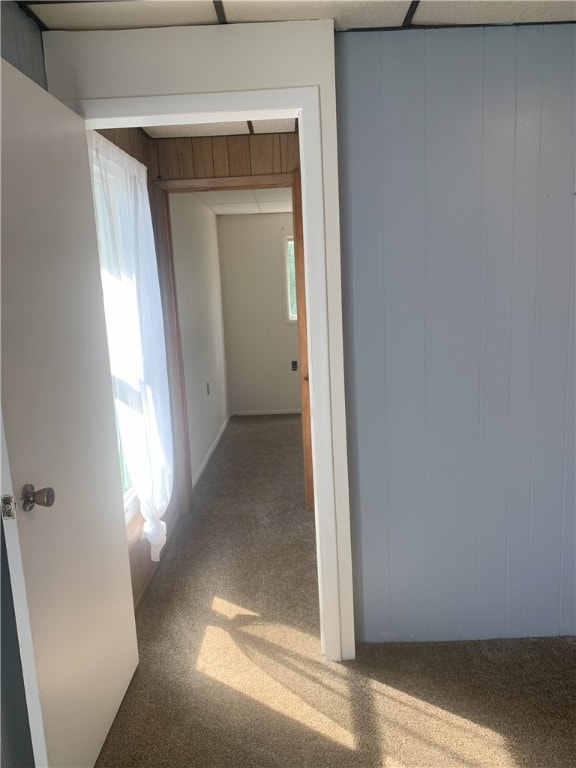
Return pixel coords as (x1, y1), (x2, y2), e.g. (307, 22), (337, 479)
(68, 86), (355, 661)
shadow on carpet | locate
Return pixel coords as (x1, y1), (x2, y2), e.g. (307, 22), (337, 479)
(96, 416), (576, 768)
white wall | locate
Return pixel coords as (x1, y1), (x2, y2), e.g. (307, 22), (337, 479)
(169, 194), (228, 485)
(218, 213), (299, 415)
(338, 25), (575, 642)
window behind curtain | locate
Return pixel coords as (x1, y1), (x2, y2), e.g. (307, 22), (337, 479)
(89, 131), (173, 561)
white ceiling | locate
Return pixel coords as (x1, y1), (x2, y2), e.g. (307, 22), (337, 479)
(415, 1), (576, 25)
(144, 118), (296, 140)
(26, 1), (576, 32)
(193, 187), (293, 216)
(223, 0), (410, 27)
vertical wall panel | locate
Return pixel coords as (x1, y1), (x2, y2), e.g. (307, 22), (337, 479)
(529, 26), (576, 636)
(192, 137), (214, 178)
(280, 133), (300, 173)
(227, 136), (251, 176)
(249, 134), (282, 175)
(506, 26), (543, 637)
(380, 32), (428, 641)
(561, 257), (575, 635)
(338, 33), (391, 640)
(477, 27), (516, 639)
(338, 25), (575, 642)
(425, 29), (484, 640)
(157, 138), (194, 179)
(212, 136), (230, 177)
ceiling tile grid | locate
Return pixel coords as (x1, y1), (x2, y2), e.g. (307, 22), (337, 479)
(415, 0), (576, 26)
(27, 0), (576, 32)
(144, 122), (250, 139)
(254, 187), (294, 202)
(258, 200), (293, 213)
(194, 187), (293, 215)
(144, 119), (296, 140)
(223, 1), (411, 29)
(30, 1), (218, 31)
(252, 118), (297, 134)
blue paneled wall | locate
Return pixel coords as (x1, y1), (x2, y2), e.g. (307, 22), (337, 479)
(337, 26), (575, 642)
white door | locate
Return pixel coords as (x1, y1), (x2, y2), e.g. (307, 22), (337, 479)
(1, 61), (138, 768)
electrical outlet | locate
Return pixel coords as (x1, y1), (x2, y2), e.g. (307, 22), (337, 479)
(291, 360), (298, 371)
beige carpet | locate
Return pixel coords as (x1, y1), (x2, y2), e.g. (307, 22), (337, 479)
(96, 415), (576, 768)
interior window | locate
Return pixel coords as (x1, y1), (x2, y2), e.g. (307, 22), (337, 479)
(286, 237), (297, 322)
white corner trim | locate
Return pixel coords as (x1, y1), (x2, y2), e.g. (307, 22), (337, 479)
(69, 88), (314, 129)
(192, 416), (231, 488)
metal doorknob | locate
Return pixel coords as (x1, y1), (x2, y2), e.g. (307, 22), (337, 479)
(21, 484), (55, 512)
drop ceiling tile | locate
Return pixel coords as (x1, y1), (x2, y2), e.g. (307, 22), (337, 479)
(27, 0), (576, 34)
(251, 119), (296, 134)
(224, 1), (411, 30)
(196, 190), (257, 205)
(210, 203), (261, 215)
(258, 201), (293, 213)
(30, 1), (218, 31)
(254, 188), (293, 203)
(144, 122), (249, 139)
(414, 0), (576, 26)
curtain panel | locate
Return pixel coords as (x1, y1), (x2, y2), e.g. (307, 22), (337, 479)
(89, 131), (173, 561)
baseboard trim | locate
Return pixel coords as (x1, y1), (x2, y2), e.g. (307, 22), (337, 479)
(233, 409), (302, 416)
(192, 416), (230, 487)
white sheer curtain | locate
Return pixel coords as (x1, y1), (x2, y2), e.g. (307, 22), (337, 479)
(89, 131), (173, 561)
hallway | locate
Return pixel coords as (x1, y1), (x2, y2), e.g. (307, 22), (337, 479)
(96, 416), (575, 768)
(96, 414), (324, 767)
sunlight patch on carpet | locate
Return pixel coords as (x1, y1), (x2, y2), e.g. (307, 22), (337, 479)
(211, 596), (261, 620)
(195, 598), (356, 750)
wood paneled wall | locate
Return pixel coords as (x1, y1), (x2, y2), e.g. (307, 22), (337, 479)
(96, 126), (300, 607)
(98, 128), (300, 181)
(97, 127), (158, 180)
(156, 133), (299, 179)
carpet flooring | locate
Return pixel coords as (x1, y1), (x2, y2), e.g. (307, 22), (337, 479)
(96, 415), (576, 768)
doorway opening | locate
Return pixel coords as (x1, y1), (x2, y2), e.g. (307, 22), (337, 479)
(82, 86), (354, 662)
(98, 119), (320, 652)
(161, 173), (314, 514)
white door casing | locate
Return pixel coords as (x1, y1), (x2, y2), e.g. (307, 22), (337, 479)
(1, 61), (139, 767)
(73, 86), (356, 662)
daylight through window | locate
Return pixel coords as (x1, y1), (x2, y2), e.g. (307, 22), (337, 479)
(286, 237), (297, 322)
(89, 132), (174, 561)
